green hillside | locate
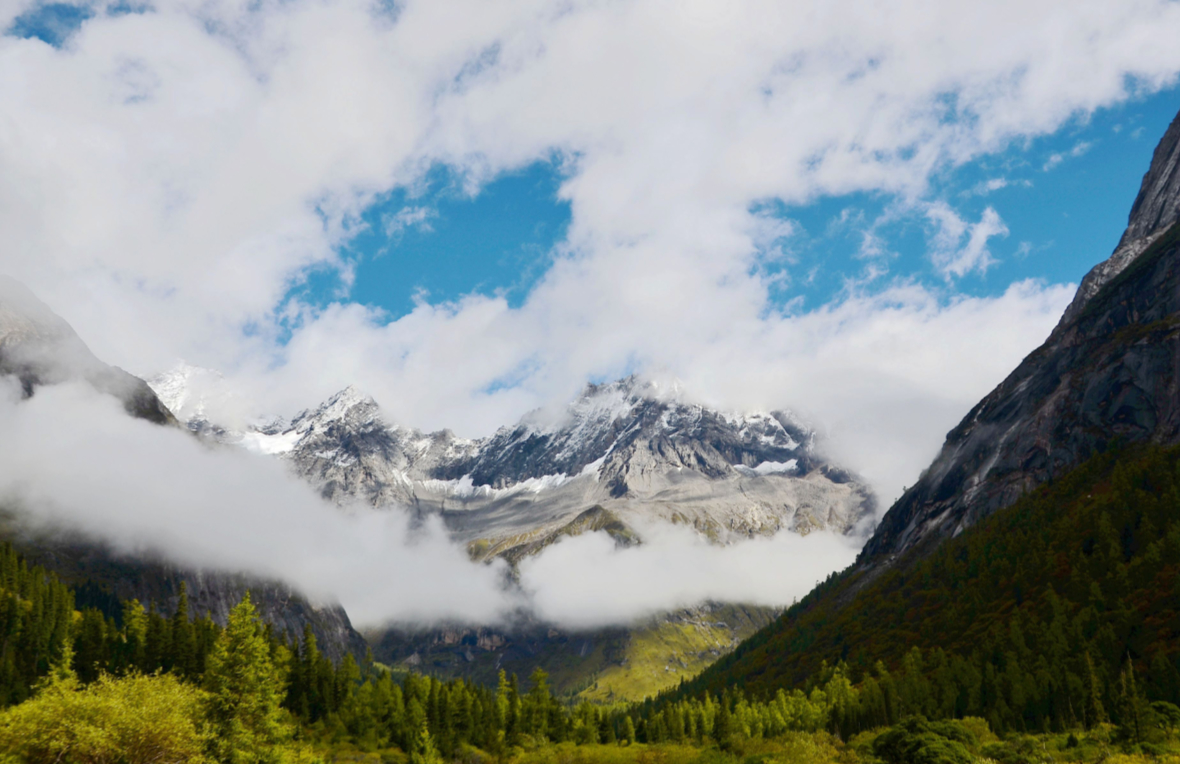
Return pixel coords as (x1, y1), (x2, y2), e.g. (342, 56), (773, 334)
(665, 444), (1180, 732)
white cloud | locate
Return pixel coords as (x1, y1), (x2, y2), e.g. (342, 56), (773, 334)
(0, 382), (516, 626)
(925, 203), (1009, 278)
(519, 523), (860, 629)
(969, 178), (1009, 196)
(0, 0), (1175, 612)
(383, 205), (436, 239)
(1043, 139), (1095, 171)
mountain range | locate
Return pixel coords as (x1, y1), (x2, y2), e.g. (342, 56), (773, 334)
(146, 362), (875, 697)
(150, 370), (875, 560)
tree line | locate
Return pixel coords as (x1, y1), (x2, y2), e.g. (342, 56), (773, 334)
(2, 444), (1180, 759)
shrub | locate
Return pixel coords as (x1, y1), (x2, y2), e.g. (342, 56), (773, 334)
(0, 672), (210, 764)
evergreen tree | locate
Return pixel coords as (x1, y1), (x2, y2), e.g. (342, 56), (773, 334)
(119, 599), (148, 673)
(620, 715), (636, 745)
(169, 582), (196, 679)
(203, 594), (294, 763)
(1086, 652), (1108, 729)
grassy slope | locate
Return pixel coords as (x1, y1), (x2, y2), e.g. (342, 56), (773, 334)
(576, 605), (776, 702)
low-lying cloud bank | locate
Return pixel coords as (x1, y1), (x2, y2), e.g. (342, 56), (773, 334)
(0, 381), (857, 629)
(518, 523), (859, 630)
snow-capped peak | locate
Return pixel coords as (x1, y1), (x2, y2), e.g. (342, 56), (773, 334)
(289, 385), (380, 433)
(148, 362), (229, 423)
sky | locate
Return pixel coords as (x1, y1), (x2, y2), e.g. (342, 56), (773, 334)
(3, 0), (1180, 626)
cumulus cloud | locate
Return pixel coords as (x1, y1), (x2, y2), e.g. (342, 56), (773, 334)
(0, 0), (1175, 562)
(0, 381), (864, 629)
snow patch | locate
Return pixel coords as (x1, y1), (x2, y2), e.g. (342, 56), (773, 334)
(734, 460), (799, 477)
(240, 429), (302, 455)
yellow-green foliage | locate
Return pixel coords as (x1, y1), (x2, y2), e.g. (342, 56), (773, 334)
(0, 672), (210, 764)
(204, 594), (308, 764)
(492, 736), (849, 764)
(579, 607), (773, 703)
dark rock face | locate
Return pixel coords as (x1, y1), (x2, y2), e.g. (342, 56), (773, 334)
(862, 108), (1180, 565)
(1061, 109), (1180, 326)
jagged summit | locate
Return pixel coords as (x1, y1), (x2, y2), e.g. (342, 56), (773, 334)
(153, 369), (875, 555)
(1061, 108), (1180, 324)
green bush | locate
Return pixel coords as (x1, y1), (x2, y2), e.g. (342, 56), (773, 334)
(871, 718), (973, 764)
(0, 672), (210, 764)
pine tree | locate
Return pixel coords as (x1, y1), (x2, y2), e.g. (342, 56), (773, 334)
(203, 594), (294, 763)
(120, 599), (148, 673)
(410, 716), (442, 764)
(1085, 652), (1108, 729)
(620, 716), (636, 745)
(525, 667), (550, 741)
(169, 582), (196, 679)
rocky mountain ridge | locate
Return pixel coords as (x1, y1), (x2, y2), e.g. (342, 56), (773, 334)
(153, 373), (876, 556)
(861, 105), (1180, 566)
(0, 277), (176, 425)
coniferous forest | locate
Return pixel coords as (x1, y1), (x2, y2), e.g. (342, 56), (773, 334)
(1, 444), (1180, 762)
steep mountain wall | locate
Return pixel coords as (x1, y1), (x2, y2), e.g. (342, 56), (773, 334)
(861, 107), (1180, 566)
(675, 109), (1180, 702)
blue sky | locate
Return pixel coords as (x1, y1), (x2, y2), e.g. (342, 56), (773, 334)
(301, 162), (571, 316)
(8, 0), (1179, 328)
(294, 86), (1180, 324)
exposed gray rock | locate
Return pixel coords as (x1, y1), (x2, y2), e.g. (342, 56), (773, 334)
(187, 376), (876, 550)
(861, 106), (1180, 566)
(1060, 108), (1180, 324)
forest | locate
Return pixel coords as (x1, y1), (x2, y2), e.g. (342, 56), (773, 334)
(2, 444), (1180, 762)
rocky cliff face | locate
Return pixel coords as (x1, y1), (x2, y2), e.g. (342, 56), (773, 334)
(0, 280), (366, 661)
(862, 107), (1180, 565)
